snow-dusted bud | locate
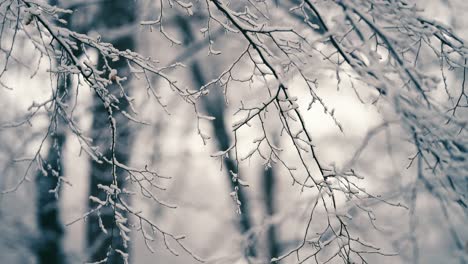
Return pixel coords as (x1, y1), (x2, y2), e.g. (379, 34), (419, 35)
(24, 11), (34, 25)
(109, 69), (118, 83)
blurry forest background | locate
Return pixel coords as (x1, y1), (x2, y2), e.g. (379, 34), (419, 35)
(0, 0), (467, 264)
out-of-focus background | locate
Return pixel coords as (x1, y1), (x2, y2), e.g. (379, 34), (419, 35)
(0, 0), (467, 263)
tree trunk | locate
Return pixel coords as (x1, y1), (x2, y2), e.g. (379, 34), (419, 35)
(176, 17), (257, 259)
(35, 1), (75, 262)
(86, 2), (136, 263)
(36, 107), (66, 264)
(263, 166), (281, 261)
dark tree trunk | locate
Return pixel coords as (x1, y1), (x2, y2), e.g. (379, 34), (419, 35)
(35, 1), (75, 262)
(36, 114), (66, 264)
(176, 17), (257, 259)
(263, 166), (281, 261)
(86, 2), (136, 263)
